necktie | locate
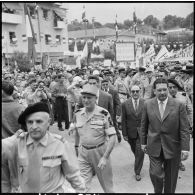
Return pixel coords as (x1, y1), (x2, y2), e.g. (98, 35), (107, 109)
(27, 143), (40, 192)
(134, 100), (138, 113)
(159, 101), (164, 119)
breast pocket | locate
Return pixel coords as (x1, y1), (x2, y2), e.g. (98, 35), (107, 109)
(18, 158), (28, 184)
(42, 159), (61, 181)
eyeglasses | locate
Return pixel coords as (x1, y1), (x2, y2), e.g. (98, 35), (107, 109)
(131, 90), (140, 93)
(102, 83), (109, 86)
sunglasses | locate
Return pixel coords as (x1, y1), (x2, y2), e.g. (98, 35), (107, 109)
(131, 90), (140, 93)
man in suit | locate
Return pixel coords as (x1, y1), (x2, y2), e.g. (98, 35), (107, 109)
(101, 78), (122, 143)
(77, 75), (121, 143)
(121, 84), (145, 181)
(140, 78), (190, 193)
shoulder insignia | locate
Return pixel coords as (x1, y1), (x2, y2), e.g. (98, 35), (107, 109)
(100, 110), (108, 116)
(53, 133), (64, 142)
(75, 108), (81, 113)
(181, 92), (186, 96)
(16, 129), (26, 138)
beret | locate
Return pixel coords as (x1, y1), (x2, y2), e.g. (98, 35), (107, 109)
(18, 102), (50, 126)
(167, 79), (184, 91)
(118, 68), (126, 73)
(139, 67), (146, 71)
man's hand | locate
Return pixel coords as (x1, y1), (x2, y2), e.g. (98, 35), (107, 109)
(181, 151), (189, 161)
(123, 136), (128, 141)
(97, 156), (107, 170)
(68, 123), (75, 136)
(141, 144), (147, 153)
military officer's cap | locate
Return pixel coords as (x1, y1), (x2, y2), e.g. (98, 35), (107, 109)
(138, 66), (146, 72)
(167, 79), (184, 91)
(81, 84), (98, 97)
(118, 67), (126, 73)
(18, 102), (50, 126)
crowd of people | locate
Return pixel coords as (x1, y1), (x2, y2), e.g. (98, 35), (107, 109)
(2, 60), (193, 193)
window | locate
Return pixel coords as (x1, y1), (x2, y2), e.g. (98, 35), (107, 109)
(42, 8), (49, 20)
(56, 35), (61, 44)
(45, 34), (51, 45)
(9, 32), (17, 44)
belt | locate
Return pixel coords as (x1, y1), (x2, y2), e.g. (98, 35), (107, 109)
(82, 142), (105, 150)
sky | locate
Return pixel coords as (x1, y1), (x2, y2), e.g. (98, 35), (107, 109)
(68, 2), (193, 24)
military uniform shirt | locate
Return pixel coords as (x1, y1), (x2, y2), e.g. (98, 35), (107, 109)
(2, 131), (85, 193)
(74, 105), (116, 146)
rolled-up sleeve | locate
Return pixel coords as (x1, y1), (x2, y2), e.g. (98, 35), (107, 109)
(61, 140), (86, 193)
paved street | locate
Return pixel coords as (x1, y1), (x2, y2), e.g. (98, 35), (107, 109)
(50, 123), (193, 193)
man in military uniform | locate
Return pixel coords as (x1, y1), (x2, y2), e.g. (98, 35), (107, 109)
(114, 67), (130, 103)
(2, 102), (85, 193)
(70, 84), (116, 193)
(168, 78), (193, 171)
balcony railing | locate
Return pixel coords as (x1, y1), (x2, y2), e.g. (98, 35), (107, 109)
(2, 12), (22, 24)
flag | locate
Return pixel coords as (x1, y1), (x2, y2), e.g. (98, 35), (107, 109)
(82, 5), (88, 22)
(81, 41), (88, 59)
(92, 40), (100, 55)
(74, 40), (78, 57)
(133, 10), (137, 34)
(24, 3), (36, 63)
(154, 45), (171, 62)
(144, 44), (155, 59)
(115, 14), (118, 40)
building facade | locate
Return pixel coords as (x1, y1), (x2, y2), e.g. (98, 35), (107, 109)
(2, 2), (69, 66)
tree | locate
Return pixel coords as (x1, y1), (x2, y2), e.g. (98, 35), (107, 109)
(183, 12), (194, 29)
(143, 15), (159, 29)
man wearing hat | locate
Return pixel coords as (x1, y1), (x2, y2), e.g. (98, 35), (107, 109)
(142, 66), (156, 100)
(114, 67), (130, 103)
(168, 78), (193, 139)
(2, 102), (86, 193)
(181, 66), (193, 105)
(69, 84), (116, 193)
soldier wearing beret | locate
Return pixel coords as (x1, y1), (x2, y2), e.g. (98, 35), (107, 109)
(69, 84), (116, 193)
(2, 102), (86, 193)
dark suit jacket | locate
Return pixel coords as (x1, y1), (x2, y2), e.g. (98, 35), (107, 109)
(140, 97), (190, 159)
(77, 89), (114, 119)
(108, 87), (121, 117)
(121, 98), (145, 139)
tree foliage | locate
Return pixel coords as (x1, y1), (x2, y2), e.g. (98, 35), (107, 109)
(68, 12), (194, 32)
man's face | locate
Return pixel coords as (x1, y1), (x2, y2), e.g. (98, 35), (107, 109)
(131, 85), (140, 100)
(154, 83), (168, 101)
(58, 76), (65, 83)
(26, 112), (50, 141)
(82, 94), (97, 109)
(31, 82), (37, 90)
(88, 79), (99, 88)
(120, 71), (126, 78)
(101, 81), (109, 91)
(146, 71), (153, 79)
(168, 83), (178, 97)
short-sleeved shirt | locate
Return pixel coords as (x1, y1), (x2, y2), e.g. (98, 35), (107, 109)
(74, 105), (116, 146)
(2, 131), (85, 193)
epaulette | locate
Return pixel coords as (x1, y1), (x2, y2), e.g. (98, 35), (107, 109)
(16, 129), (26, 138)
(182, 92), (186, 96)
(53, 133), (65, 143)
(100, 109), (108, 116)
(75, 108), (81, 113)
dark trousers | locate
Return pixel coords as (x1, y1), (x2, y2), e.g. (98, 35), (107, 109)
(149, 148), (180, 193)
(128, 135), (144, 175)
(55, 97), (69, 129)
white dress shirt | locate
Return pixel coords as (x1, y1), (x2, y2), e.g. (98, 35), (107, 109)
(132, 98), (140, 111)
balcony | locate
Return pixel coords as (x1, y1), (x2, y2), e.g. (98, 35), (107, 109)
(2, 12), (22, 24)
(53, 21), (65, 29)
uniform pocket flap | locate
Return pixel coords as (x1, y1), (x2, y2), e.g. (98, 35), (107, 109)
(42, 158), (61, 167)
